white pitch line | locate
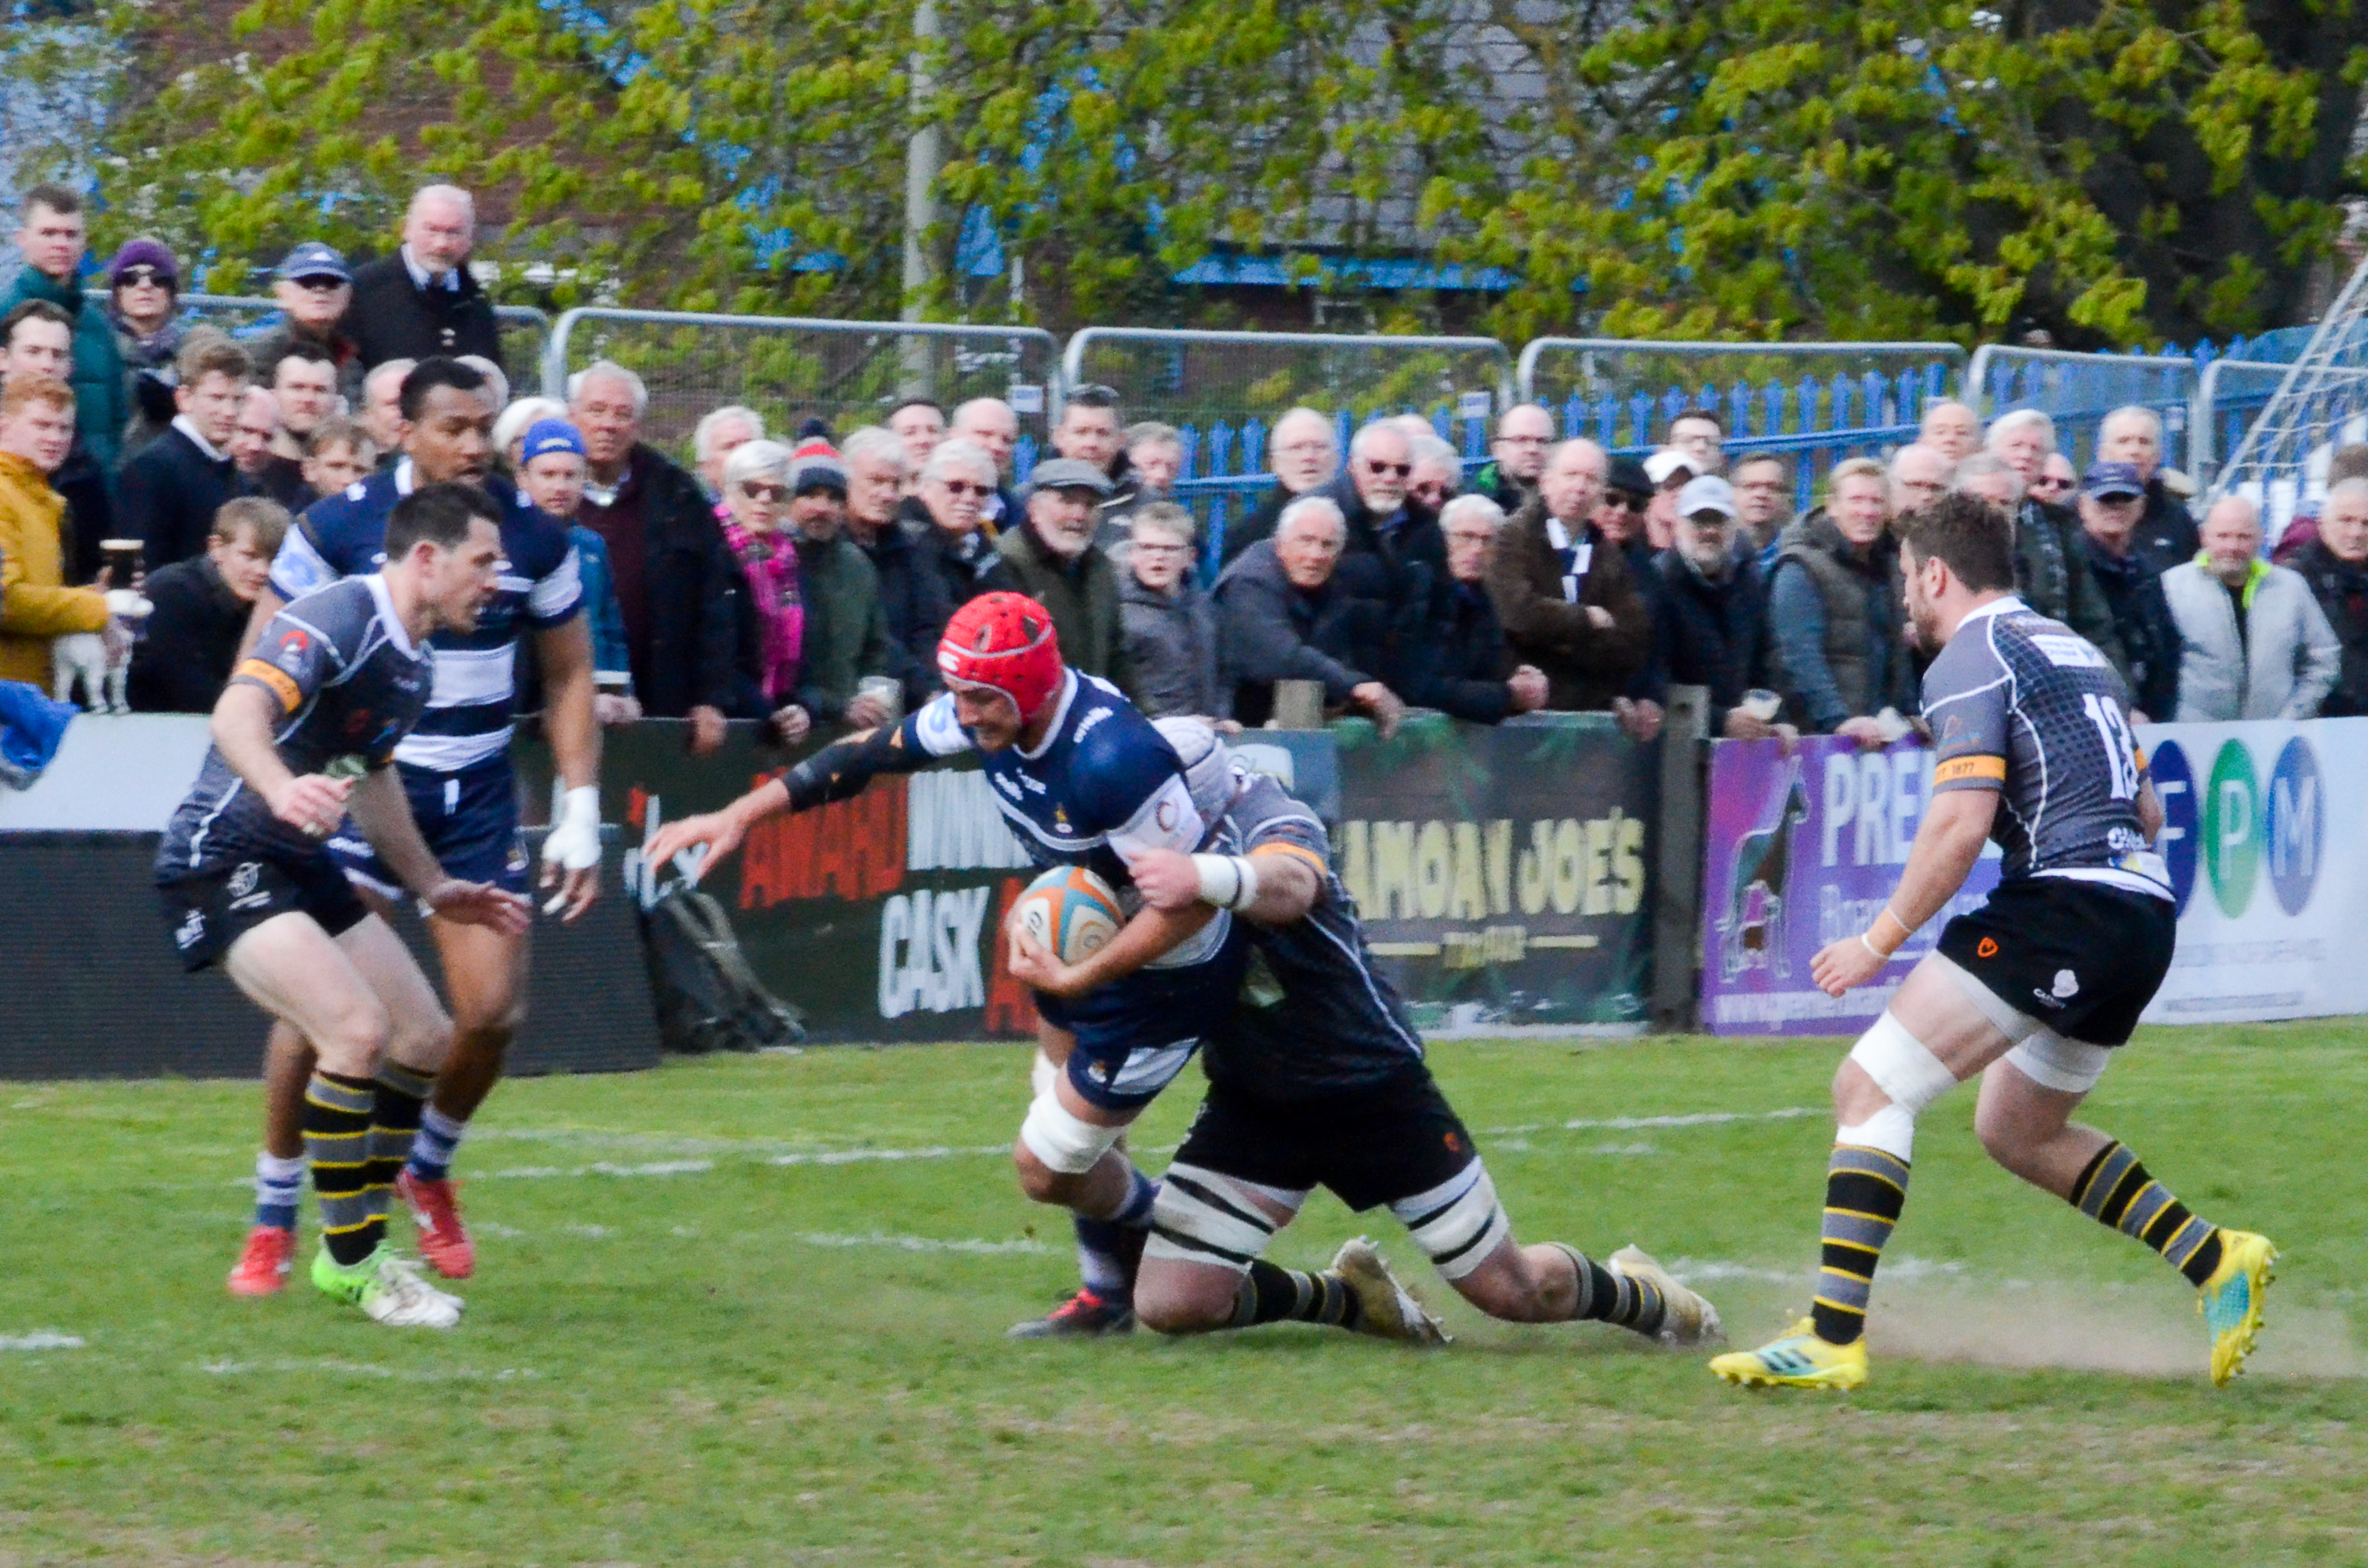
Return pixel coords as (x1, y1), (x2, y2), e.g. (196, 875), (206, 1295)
(1664, 1256), (1968, 1286)
(1479, 1107), (1820, 1137)
(791, 1231), (1050, 1256)
(1, 1332), (83, 1352)
(197, 1357), (538, 1381)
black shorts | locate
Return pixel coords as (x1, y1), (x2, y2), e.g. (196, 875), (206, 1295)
(1169, 1068), (1478, 1213)
(157, 852), (370, 972)
(1935, 877), (2176, 1047)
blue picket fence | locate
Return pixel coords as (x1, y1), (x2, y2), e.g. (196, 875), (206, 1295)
(1135, 364), (1957, 579)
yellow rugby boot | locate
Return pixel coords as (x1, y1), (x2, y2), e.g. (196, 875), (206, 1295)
(2198, 1230), (2277, 1388)
(1710, 1317), (1867, 1390)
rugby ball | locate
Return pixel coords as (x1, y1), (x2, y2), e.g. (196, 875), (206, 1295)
(1013, 866), (1123, 963)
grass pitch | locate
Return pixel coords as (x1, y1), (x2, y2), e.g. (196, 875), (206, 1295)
(4, 1023), (2366, 1566)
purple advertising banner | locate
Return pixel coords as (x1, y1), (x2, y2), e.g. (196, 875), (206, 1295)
(1698, 736), (2001, 1036)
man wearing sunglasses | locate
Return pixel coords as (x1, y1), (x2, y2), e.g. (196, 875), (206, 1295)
(1313, 419), (1454, 692)
(246, 243), (366, 405)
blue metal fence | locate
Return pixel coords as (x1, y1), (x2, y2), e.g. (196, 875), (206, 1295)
(1152, 366), (1953, 578)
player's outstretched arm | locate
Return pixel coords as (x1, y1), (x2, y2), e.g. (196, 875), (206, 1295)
(348, 765), (531, 935)
(1810, 786), (1998, 997)
(645, 718), (932, 879)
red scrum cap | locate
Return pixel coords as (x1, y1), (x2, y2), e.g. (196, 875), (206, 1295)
(937, 592), (1063, 719)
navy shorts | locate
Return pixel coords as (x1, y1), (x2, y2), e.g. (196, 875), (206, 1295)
(328, 756), (529, 901)
(1037, 917), (1249, 1112)
(157, 850), (370, 972)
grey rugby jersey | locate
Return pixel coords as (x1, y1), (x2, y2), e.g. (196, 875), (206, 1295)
(1924, 596), (2171, 901)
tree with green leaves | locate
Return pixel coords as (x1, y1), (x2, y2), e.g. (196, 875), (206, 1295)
(56, 0), (2368, 350)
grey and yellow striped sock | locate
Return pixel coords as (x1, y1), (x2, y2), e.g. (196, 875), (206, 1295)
(1549, 1244), (1666, 1336)
(1230, 1260), (1362, 1329)
(305, 1071), (381, 1268)
(1810, 1144), (1910, 1346)
(2070, 1141), (2223, 1287)
(366, 1062), (434, 1228)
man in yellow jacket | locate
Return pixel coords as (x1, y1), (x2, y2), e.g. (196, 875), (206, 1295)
(0, 375), (110, 686)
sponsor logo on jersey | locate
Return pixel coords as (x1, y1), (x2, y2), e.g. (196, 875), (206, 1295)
(174, 910), (204, 948)
(2030, 633), (2108, 669)
(227, 862), (261, 898)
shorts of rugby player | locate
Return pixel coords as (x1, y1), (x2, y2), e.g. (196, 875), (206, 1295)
(1031, 913), (1248, 1114)
(1122, 768), (1721, 1350)
(326, 755), (531, 905)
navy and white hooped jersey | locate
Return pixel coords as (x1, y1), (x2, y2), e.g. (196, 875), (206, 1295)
(156, 575), (432, 877)
(1199, 771), (1428, 1103)
(270, 459), (581, 775)
(907, 669), (1208, 894)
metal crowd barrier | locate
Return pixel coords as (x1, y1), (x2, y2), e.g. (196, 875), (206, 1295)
(1964, 344), (2198, 471)
(541, 307), (1061, 459)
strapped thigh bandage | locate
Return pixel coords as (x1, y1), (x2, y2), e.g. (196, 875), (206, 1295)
(1018, 1087), (1125, 1175)
(1933, 953), (2046, 1044)
(2004, 1030), (2112, 1094)
(1846, 1012), (1958, 1116)
(1143, 1163), (1305, 1272)
(1389, 1160), (1511, 1280)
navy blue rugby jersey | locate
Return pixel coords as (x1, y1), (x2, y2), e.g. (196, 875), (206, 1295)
(270, 459), (580, 774)
(1198, 771), (1429, 1102)
(157, 575), (433, 875)
(1924, 596), (2170, 900)
(907, 669), (1209, 893)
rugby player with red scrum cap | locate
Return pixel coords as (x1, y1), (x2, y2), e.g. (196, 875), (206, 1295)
(650, 594), (1435, 1337)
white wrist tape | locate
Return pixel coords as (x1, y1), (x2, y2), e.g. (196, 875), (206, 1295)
(1191, 853), (1260, 911)
(543, 785), (604, 872)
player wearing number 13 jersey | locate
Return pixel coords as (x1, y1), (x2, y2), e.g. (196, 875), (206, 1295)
(1711, 494), (2277, 1394)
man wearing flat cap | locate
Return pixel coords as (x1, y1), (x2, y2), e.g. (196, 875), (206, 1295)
(996, 456), (1139, 702)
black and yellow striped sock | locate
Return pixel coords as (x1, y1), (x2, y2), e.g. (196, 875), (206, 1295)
(2070, 1141), (2223, 1286)
(1810, 1144), (1910, 1346)
(366, 1062), (433, 1228)
(305, 1071), (381, 1268)
(1229, 1260), (1362, 1330)
(1550, 1244), (1666, 1337)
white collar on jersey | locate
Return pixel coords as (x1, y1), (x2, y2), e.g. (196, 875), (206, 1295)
(1958, 594), (2028, 628)
(363, 569), (418, 657)
(393, 456), (417, 496)
(1016, 669), (1080, 763)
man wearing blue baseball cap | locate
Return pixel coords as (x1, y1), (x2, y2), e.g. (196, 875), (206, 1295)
(2073, 460), (2180, 719)
(245, 241), (363, 403)
(516, 418), (637, 725)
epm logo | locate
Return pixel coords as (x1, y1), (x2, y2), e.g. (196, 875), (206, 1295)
(2150, 734), (2320, 918)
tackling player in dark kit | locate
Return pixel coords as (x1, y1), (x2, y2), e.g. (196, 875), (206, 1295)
(224, 357), (601, 1296)
(1010, 738), (1722, 1349)
(155, 484), (531, 1327)
(1709, 493), (2278, 1391)
(646, 593), (1250, 1337)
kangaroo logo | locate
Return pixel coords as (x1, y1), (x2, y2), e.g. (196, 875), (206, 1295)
(1717, 760), (1811, 981)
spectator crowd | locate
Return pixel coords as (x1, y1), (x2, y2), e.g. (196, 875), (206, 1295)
(6, 177), (2367, 748)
